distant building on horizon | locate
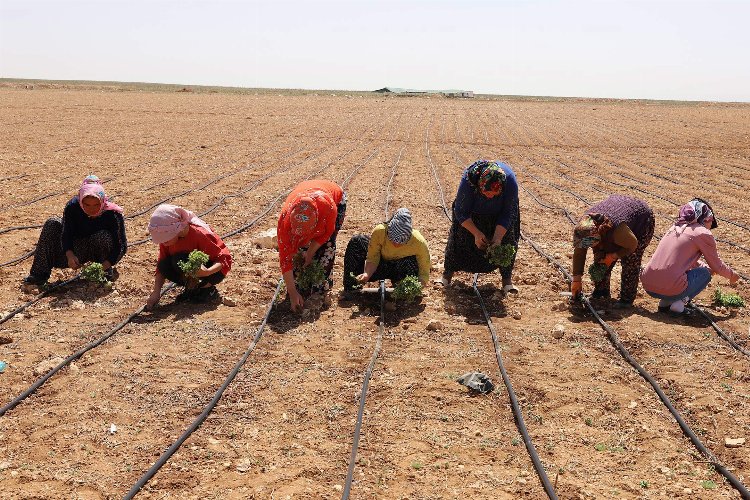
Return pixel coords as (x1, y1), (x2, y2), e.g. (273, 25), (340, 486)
(374, 87), (474, 98)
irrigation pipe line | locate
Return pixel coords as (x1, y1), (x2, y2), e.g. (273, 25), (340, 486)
(0, 276), (80, 327)
(470, 274), (558, 500)
(0, 284), (174, 418)
(515, 172), (750, 359)
(521, 233), (750, 498)
(513, 153), (750, 282)
(125, 141), (386, 497)
(426, 139), (558, 499)
(0, 141), (383, 419)
(123, 280), (283, 499)
(341, 281), (385, 500)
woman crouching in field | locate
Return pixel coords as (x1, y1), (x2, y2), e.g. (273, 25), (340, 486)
(442, 160), (520, 293)
(641, 199), (739, 315)
(343, 207), (430, 291)
(23, 175), (127, 287)
(277, 179), (346, 312)
(145, 204), (231, 310)
(571, 195), (654, 306)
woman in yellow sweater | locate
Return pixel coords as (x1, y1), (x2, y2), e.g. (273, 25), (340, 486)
(343, 208), (431, 290)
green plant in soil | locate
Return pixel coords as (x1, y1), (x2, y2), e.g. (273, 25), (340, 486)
(81, 262), (109, 286)
(392, 275), (422, 303)
(486, 243), (516, 268)
(293, 252), (326, 291)
(348, 272), (363, 290)
(714, 287), (745, 307)
(588, 262), (608, 283)
(178, 250), (210, 278)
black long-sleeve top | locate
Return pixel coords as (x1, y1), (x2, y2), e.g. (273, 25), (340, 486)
(61, 197), (128, 265)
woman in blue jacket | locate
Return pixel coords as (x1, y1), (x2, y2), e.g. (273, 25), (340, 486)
(442, 160), (520, 293)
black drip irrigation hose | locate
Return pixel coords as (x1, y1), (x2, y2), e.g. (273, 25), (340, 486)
(428, 141), (557, 498)
(0, 284), (174, 418)
(424, 122), (451, 220)
(0, 276), (80, 327)
(341, 281), (385, 500)
(122, 280), (283, 499)
(471, 274), (559, 499)
(124, 142), (384, 496)
(521, 233), (750, 498)
(516, 174), (750, 359)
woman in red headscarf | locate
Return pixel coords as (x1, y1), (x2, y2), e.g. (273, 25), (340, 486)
(277, 179), (346, 312)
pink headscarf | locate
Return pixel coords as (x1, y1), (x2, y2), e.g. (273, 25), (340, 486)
(78, 175), (122, 217)
(148, 204), (211, 244)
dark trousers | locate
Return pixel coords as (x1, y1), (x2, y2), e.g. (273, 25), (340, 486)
(30, 217), (114, 280)
(343, 234), (420, 290)
(157, 252), (225, 288)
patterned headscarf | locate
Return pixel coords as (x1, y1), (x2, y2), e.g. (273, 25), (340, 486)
(289, 197), (318, 237)
(573, 214), (614, 249)
(387, 207), (413, 244)
(675, 198), (717, 229)
(148, 204), (211, 244)
(77, 175), (122, 217)
(465, 160), (507, 198)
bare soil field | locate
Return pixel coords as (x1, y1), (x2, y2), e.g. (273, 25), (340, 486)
(1, 83), (750, 499)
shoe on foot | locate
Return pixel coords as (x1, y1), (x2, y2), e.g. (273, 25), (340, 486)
(612, 299), (633, 309)
(590, 289), (611, 299)
(176, 288), (197, 302)
(22, 274), (47, 287)
(439, 271), (453, 287)
(191, 286), (219, 303)
(502, 283), (519, 294)
(669, 296), (690, 314)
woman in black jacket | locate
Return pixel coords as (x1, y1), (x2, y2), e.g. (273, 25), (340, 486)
(23, 175), (127, 286)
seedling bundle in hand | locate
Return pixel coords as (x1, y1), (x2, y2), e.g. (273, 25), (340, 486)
(393, 275), (422, 303)
(486, 244), (516, 268)
(293, 252), (326, 290)
(178, 250), (209, 277)
(714, 287), (745, 307)
(81, 262), (111, 288)
(348, 272), (363, 290)
(588, 263), (608, 283)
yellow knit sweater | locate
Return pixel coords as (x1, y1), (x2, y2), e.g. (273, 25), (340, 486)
(366, 224), (431, 283)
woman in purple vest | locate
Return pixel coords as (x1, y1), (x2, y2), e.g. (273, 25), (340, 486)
(571, 195), (655, 306)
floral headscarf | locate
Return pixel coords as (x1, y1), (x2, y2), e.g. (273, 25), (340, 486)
(289, 197), (318, 237)
(465, 160), (507, 198)
(573, 214), (614, 249)
(675, 198), (717, 229)
(77, 175), (122, 217)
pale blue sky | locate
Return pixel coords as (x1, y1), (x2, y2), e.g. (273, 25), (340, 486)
(2, 0), (749, 101)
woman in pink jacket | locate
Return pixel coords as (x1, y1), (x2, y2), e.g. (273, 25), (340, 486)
(641, 199), (740, 315)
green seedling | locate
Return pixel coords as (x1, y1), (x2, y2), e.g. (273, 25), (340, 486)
(588, 262), (608, 283)
(178, 250), (209, 278)
(486, 243), (516, 268)
(348, 272), (363, 290)
(702, 480), (716, 490)
(714, 287), (745, 308)
(293, 252), (326, 291)
(81, 262), (111, 288)
(392, 275), (422, 303)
